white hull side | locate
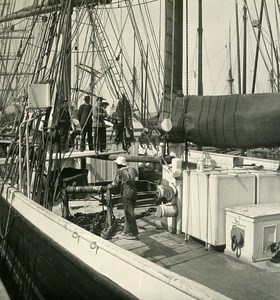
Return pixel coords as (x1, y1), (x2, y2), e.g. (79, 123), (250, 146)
(0, 182), (228, 300)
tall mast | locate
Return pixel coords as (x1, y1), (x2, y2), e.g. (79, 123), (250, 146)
(160, 0), (183, 126)
(235, 0), (241, 94)
(242, 3), (247, 94)
(61, 1), (72, 102)
(164, 0), (183, 94)
(197, 0), (203, 95)
(251, 0), (265, 94)
(185, 0), (189, 95)
(227, 24), (234, 95)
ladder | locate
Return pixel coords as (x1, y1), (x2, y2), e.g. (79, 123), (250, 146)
(87, 8), (130, 102)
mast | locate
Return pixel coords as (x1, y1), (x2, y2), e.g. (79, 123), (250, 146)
(164, 0), (183, 94)
(242, 3), (247, 94)
(197, 0), (203, 96)
(62, 1), (72, 102)
(251, 0), (265, 94)
(185, 0), (189, 95)
(235, 0), (242, 94)
(227, 24), (234, 95)
(161, 0), (183, 125)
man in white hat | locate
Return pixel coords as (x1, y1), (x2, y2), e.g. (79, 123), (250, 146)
(110, 156), (139, 240)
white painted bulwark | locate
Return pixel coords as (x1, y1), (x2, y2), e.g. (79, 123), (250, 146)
(1, 182), (228, 300)
(225, 204), (280, 262)
(188, 150), (280, 171)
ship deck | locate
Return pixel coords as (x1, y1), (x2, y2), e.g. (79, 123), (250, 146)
(52, 198), (280, 300)
(110, 207), (280, 300)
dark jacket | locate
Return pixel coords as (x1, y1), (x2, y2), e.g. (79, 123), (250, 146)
(112, 166), (138, 200)
(77, 103), (92, 127)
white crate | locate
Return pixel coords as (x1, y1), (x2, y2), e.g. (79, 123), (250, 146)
(225, 204), (280, 262)
(183, 170), (255, 247)
(207, 173), (256, 246)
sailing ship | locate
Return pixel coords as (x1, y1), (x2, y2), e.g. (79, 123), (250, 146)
(1, 0), (280, 299)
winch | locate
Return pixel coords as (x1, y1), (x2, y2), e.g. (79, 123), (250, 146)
(155, 183), (178, 218)
(156, 184), (177, 203)
(230, 225), (244, 258)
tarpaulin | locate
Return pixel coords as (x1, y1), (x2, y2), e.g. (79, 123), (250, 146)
(164, 92), (280, 149)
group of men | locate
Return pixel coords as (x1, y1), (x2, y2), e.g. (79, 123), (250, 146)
(59, 95), (139, 240)
(66, 95), (110, 152)
(77, 97), (139, 239)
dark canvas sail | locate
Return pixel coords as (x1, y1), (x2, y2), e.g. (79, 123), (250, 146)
(164, 92), (280, 149)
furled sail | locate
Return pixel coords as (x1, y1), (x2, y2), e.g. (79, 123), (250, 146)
(162, 92), (280, 149)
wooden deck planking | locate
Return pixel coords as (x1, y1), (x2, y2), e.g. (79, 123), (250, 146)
(111, 210), (280, 300)
(54, 199), (280, 300)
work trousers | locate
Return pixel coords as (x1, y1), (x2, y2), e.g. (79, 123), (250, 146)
(80, 125), (93, 151)
(122, 193), (138, 236)
(94, 127), (106, 151)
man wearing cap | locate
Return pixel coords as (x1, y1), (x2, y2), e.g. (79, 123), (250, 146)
(93, 97), (110, 152)
(110, 156), (139, 240)
(77, 95), (93, 151)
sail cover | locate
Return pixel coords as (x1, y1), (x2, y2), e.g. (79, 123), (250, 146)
(166, 92), (280, 149)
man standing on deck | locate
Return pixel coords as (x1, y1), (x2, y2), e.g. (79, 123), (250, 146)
(93, 97), (110, 152)
(77, 95), (93, 151)
(109, 156), (139, 240)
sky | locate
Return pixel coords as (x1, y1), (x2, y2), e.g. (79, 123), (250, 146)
(187, 0), (279, 96)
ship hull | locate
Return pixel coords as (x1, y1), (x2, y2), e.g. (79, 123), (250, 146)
(0, 182), (220, 300)
(0, 185), (135, 300)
